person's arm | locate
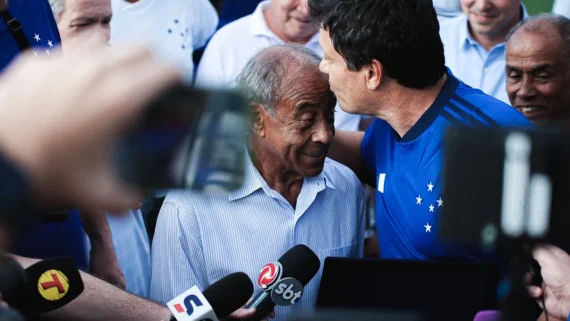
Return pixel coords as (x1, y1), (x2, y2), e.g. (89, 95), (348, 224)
(329, 130), (365, 178)
(149, 194), (209, 304)
(79, 208), (126, 290)
(11, 255), (172, 321)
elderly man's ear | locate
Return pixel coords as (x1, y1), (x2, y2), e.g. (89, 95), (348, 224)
(250, 103), (266, 137)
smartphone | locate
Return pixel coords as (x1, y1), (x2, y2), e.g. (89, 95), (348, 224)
(113, 85), (249, 194)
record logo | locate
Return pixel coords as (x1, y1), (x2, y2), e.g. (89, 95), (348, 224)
(257, 262), (282, 290)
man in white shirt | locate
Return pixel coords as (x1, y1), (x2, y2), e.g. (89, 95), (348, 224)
(49, 0), (152, 298)
(195, 0), (363, 131)
(433, 0), (462, 24)
(109, 0), (218, 82)
(151, 45), (366, 321)
(440, 0), (526, 104)
(553, 0), (570, 18)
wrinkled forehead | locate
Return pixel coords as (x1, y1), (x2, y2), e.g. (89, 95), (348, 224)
(65, 0), (112, 18)
(278, 68), (334, 110)
(507, 28), (565, 64)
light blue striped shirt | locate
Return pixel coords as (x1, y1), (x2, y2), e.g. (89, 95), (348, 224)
(150, 155), (366, 321)
(440, 5), (528, 104)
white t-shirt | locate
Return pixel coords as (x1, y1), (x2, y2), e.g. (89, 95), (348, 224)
(195, 1), (363, 131)
(553, 0), (570, 18)
(110, 0), (218, 82)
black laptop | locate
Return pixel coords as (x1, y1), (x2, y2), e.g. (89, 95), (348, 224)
(316, 258), (500, 321)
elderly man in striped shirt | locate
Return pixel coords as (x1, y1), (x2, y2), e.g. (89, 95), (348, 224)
(150, 44), (366, 321)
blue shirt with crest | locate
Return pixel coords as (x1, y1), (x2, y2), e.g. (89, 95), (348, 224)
(361, 69), (533, 260)
(0, 0), (61, 72)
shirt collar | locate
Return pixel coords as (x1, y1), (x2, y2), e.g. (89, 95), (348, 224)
(459, 3), (529, 50)
(249, 0), (320, 46)
(399, 68), (460, 143)
(228, 149), (335, 201)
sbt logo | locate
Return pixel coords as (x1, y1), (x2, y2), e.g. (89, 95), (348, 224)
(173, 294), (203, 316)
(270, 277), (303, 306)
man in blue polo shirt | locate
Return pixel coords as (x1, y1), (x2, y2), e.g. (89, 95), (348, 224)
(309, 0), (532, 260)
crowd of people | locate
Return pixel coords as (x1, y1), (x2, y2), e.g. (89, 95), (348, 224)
(2, 0), (570, 320)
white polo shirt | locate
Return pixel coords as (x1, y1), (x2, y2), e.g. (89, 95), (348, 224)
(195, 1), (363, 131)
(553, 0), (570, 18)
(110, 0), (218, 82)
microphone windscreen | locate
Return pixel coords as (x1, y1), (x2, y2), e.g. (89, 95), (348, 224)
(203, 272), (253, 319)
(24, 256), (84, 313)
(278, 244), (320, 286)
(0, 257), (31, 311)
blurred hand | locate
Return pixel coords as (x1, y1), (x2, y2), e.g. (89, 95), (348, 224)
(0, 40), (180, 213)
(89, 242), (126, 290)
(222, 298), (275, 320)
(528, 244), (570, 319)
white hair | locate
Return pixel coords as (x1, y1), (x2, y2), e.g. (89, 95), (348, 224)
(47, 0), (65, 21)
(235, 44), (322, 117)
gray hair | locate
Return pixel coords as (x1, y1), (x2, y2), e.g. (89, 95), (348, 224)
(507, 13), (570, 63)
(235, 44), (322, 117)
(48, 0), (65, 21)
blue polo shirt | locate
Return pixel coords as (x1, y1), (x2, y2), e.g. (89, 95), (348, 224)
(217, 0), (262, 29)
(0, 0), (60, 72)
(1, 0), (87, 269)
(361, 69), (532, 260)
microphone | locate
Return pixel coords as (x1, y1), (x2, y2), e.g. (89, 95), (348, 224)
(167, 272), (253, 321)
(244, 244), (321, 321)
(0, 256), (84, 314)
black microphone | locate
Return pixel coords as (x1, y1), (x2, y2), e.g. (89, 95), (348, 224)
(168, 272), (253, 321)
(244, 244), (321, 321)
(0, 256), (84, 314)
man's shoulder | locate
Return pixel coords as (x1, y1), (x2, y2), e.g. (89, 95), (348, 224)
(439, 14), (465, 45)
(209, 14), (255, 45)
(322, 158), (362, 191)
(163, 190), (223, 215)
(451, 82), (532, 128)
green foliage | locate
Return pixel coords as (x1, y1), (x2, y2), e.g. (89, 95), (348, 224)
(523, 0), (555, 15)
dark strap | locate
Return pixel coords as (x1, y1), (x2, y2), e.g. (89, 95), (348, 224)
(0, 9), (31, 51)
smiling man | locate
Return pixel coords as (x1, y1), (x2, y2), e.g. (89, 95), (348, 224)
(505, 14), (570, 126)
(440, 0), (526, 104)
(195, 0), (364, 132)
(151, 44), (365, 321)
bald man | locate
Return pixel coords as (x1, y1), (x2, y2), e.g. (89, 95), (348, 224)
(506, 14), (570, 126)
